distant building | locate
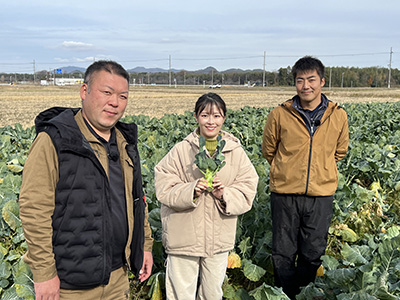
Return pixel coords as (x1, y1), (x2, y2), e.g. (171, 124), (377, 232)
(41, 78), (83, 86)
(54, 78), (83, 85)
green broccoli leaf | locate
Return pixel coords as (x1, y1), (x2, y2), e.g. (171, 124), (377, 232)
(194, 134), (226, 191)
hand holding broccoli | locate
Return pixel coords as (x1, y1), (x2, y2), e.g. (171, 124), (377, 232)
(194, 176), (224, 199)
(194, 135), (226, 192)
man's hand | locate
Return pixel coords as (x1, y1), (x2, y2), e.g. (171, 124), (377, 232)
(139, 251), (153, 282)
(34, 275), (60, 300)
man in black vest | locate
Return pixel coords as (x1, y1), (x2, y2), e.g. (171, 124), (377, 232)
(20, 60), (153, 299)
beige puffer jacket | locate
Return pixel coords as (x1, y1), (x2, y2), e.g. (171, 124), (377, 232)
(154, 130), (258, 257)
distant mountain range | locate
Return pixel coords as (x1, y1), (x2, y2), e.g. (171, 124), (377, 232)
(52, 66), (265, 74)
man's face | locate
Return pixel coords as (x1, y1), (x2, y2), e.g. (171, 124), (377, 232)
(80, 70), (129, 138)
(295, 69), (325, 108)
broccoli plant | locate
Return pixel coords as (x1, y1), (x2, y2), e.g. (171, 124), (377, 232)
(194, 135), (226, 192)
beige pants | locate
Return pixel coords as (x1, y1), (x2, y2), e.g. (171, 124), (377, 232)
(59, 266), (130, 300)
(166, 252), (229, 300)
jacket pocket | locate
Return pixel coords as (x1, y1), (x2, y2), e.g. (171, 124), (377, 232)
(162, 208), (196, 249)
(219, 215), (237, 245)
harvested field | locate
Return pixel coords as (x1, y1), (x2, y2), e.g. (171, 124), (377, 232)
(0, 84), (399, 128)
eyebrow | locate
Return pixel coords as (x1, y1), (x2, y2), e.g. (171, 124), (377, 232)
(296, 75), (317, 80)
(103, 85), (129, 94)
(201, 111), (222, 115)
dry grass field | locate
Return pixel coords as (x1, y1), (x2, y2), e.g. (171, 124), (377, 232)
(0, 84), (399, 128)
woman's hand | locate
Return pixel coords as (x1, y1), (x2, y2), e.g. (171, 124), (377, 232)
(194, 178), (208, 198)
(211, 177), (224, 200)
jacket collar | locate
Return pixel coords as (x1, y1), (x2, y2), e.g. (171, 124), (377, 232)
(74, 110), (101, 144)
(292, 93), (329, 113)
(75, 111), (137, 150)
(35, 106), (137, 146)
(282, 94), (338, 121)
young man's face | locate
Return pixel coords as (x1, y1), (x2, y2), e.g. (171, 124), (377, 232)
(80, 70), (129, 139)
(295, 69), (325, 108)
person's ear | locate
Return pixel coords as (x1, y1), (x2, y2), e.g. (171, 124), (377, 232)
(80, 83), (88, 100)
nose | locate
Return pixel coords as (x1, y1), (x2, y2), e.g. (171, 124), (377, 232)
(303, 80), (311, 89)
(108, 94), (119, 107)
(206, 115), (215, 123)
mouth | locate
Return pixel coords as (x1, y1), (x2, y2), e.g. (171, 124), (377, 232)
(205, 126), (216, 131)
(301, 92), (314, 98)
(104, 110), (118, 117)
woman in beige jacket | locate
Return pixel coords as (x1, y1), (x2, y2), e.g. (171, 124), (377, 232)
(154, 93), (258, 300)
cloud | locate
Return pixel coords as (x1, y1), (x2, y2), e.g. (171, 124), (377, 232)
(53, 55), (114, 65)
(54, 57), (93, 63)
(59, 41), (95, 51)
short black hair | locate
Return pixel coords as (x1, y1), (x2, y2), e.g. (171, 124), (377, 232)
(292, 56), (325, 81)
(194, 93), (227, 117)
(84, 60), (129, 87)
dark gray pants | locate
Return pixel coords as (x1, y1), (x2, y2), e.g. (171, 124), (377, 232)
(270, 193), (333, 300)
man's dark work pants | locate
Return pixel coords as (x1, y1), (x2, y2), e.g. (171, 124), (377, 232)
(270, 193), (333, 300)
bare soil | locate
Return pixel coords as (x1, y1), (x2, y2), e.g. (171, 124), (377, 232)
(0, 84), (399, 128)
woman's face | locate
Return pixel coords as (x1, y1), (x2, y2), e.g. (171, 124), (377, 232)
(195, 103), (225, 139)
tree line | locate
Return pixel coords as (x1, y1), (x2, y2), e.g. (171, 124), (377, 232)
(1, 66), (399, 87)
(141, 66), (399, 88)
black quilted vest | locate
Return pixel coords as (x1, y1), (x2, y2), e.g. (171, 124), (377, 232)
(35, 107), (146, 289)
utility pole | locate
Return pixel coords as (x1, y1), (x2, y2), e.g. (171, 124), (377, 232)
(329, 68), (332, 90)
(388, 47), (393, 89)
(169, 55), (172, 87)
(263, 51), (266, 87)
(33, 60), (36, 84)
(341, 72), (344, 88)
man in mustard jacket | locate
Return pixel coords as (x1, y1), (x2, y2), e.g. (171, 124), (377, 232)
(19, 60), (153, 300)
(262, 56), (349, 299)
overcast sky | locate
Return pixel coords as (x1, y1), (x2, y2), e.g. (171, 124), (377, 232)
(1, 0), (398, 73)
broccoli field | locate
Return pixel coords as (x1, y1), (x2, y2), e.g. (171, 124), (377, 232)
(1, 101), (400, 299)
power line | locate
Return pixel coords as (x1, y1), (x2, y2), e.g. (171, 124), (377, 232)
(0, 51), (394, 66)
(315, 52), (389, 57)
(0, 51), (396, 74)
(175, 52), (392, 61)
(174, 55), (262, 61)
(0, 62), (34, 65)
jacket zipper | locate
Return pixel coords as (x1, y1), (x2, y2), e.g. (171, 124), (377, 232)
(93, 149), (111, 285)
(292, 105), (330, 195)
(87, 142), (111, 285)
